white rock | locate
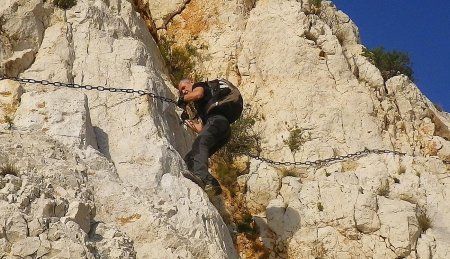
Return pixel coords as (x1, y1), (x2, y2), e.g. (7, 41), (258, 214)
(378, 196), (420, 257)
(246, 161), (281, 213)
(11, 237), (40, 257)
(14, 90), (98, 149)
(354, 192), (380, 233)
(66, 201), (92, 233)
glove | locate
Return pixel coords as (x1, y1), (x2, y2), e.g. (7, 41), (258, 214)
(180, 111), (189, 122)
(176, 95), (186, 108)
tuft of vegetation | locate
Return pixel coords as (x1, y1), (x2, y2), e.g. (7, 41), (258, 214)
(284, 126), (309, 158)
(213, 160), (247, 197)
(393, 177), (400, 184)
(0, 161), (19, 177)
(53, 0), (77, 10)
(317, 202), (324, 212)
(311, 241), (327, 258)
(362, 47), (414, 82)
(216, 105), (262, 163)
(309, 0), (322, 7)
(325, 172), (331, 177)
(157, 36), (203, 84)
(277, 167), (301, 178)
(4, 115), (13, 130)
(236, 212), (257, 235)
(417, 208), (432, 233)
(398, 165), (406, 175)
(377, 179), (390, 197)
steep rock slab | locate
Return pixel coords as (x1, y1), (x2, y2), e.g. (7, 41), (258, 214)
(2, 0), (237, 257)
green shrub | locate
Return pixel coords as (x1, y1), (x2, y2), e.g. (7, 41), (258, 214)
(236, 212), (257, 234)
(309, 0), (322, 7)
(53, 0), (77, 10)
(0, 161), (19, 177)
(216, 105), (262, 163)
(157, 36), (202, 84)
(4, 115), (13, 130)
(362, 47), (414, 82)
(317, 202), (324, 212)
(417, 209), (432, 233)
(213, 160), (246, 197)
(284, 126), (309, 157)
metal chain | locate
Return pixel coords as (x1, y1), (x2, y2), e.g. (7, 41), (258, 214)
(243, 148), (450, 167)
(2, 76), (449, 166)
(0, 76), (177, 105)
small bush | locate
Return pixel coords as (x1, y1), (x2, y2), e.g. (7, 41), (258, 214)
(3, 115), (13, 129)
(236, 212), (257, 234)
(157, 36), (202, 84)
(377, 179), (390, 197)
(0, 161), (19, 177)
(317, 202), (324, 212)
(309, 0), (322, 7)
(53, 0), (77, 10)
(213, 160), (246, 197)
(284, 127), (309, 157)
(362, 47), (414, 82)
(216, 105), (262, 163)
(417, 209), (432, 233)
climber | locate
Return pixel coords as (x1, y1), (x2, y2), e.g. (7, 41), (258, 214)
(177, 78), (243, 196)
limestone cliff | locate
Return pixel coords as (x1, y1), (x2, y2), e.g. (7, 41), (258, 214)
(152, 0), (450, 258)
(1, 0), (236, 258)
(1, 0), (450, 258)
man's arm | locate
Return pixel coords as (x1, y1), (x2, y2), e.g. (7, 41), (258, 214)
(183, 86), (204, 102)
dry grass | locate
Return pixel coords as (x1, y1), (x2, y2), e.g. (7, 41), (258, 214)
(377, 179), (390, 197)
(0, 161), (19, 177)
(342, 160), (359, 172)
(311, 241), (327, 258)
(116, 214), (141, 226)
(417, 209), (432, 233)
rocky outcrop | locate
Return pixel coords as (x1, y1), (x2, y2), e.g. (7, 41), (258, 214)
(150, 0), (450, 258)
(1, 0), (237, 258)
(2, 0), (450, 258)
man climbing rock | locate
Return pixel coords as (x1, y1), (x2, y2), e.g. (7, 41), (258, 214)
(177, 78), (243, 196)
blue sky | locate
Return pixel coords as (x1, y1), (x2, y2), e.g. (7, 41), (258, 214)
(332, 0), (450, 112)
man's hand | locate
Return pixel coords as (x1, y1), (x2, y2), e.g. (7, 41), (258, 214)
(184, 119), (203, 134)
(177, 96), (186, 108)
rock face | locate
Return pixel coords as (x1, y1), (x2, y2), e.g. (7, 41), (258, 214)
(150, 0), (450, 258)
(2, 0), (450, 259)
(1, 0), (236, 258)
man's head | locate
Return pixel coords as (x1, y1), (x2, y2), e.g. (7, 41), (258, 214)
(178, 79), (194, 96)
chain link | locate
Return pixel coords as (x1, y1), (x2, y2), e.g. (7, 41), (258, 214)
(0, 76), (177, 105)
(242, 148), (450, 168)
(2, 76), (450, 166)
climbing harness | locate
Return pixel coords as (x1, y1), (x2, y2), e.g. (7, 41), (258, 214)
(1, 75), (449, 166)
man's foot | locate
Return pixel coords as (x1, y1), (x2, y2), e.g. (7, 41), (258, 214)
(204, 177), (222, 197)
(181, 170), (205, 189)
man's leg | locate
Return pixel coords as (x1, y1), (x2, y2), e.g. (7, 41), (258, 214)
(184, 115), (230, 194)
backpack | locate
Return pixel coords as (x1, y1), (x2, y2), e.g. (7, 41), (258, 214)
(205, 79), (243, 124)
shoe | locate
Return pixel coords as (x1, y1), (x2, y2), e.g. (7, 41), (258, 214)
(181, 170), (205, 189)
(204, 178), (222, 196)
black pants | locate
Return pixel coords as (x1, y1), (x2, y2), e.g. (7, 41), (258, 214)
(184, 114), (231, 183)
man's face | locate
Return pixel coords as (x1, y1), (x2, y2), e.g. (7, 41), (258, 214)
(178, 81), (193, 96)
